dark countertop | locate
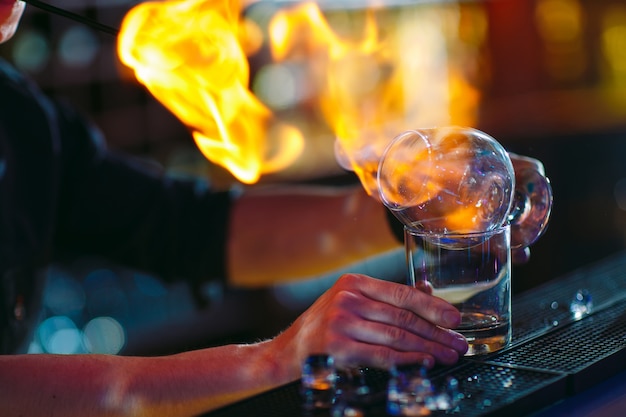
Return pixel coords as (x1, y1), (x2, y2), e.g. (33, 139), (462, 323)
(203, 251), (626, 417)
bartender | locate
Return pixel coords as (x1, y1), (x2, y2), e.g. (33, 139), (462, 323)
(0, 1), (473, 416)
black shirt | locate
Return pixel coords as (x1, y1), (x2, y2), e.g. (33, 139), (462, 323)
(0, 58), (232, 353)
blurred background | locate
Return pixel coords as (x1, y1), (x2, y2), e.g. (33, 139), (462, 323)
(2, 0), (626, 357)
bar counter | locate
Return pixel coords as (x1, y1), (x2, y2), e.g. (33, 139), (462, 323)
(201, 251), (626, 417)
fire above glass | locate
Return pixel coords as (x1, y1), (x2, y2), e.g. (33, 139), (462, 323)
(116, 0), (487, 185)
(114, 0), (551, 247)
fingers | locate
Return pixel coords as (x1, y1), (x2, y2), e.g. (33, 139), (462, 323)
(351, 305), (468, 353)
(314, 274), (468, 369)
(336, 316), (467, 366)
(329, 337), (455, 371)
(276, 273), (470, 382)
(336, 273), (462, 329)
(509, 152), (546, 175)
(414, 280), (433, 295)
(512, 246), (531, 264)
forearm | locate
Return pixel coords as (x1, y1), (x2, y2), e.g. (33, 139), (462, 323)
(0, 341), (292, 417)
(227, 184), (401, 287)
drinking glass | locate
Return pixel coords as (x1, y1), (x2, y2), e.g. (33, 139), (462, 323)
(405, 224), (512, 355)
(301, 353), (336, 410)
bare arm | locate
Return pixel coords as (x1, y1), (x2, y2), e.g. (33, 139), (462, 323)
(0, 342), (285, 417)
(227, 184), (401, 287)
(0, 274), (467, 417)
(225, 151), (550, 287)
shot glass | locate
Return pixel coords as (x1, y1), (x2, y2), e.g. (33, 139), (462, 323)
(332, 368), (375, 416)
(404, 225), (512, 355)
(301, 354), (337, 410)
(387, 363), (433, 416)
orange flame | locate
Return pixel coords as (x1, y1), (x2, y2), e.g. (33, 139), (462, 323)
(118, 0), (304, 184)
(268, 3), (390, 194)
(118, 0), (484, 209)
(265, 2), (482, 196)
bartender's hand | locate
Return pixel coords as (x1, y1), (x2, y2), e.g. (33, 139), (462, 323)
(271, 273), (468, 374)
(509, 153), (550, 264)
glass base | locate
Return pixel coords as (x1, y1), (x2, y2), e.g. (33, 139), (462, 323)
(458, 315), (511, 356)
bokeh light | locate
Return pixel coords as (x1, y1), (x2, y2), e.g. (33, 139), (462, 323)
(83, 269), (129, 319)
(253, 63), (300, 110)
(37, 316), (85, 354)
(43, 268), (86, 316)
(133, 273), (168, 297)
(11, 30), (50, 73)
(535, 0), (586, 82)
(83, 316), (126, 354)
(601, 4), (626, 84)
(58, 25), (100, 68)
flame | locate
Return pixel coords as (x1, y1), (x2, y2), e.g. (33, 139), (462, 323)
(118, 0), (482, 188)
(118, 0), (304, 184)
(118, 1), (488, 231)
(265, 2), (482, 196)
(264, 3), (490, 233)
(267, 3), (389, 191)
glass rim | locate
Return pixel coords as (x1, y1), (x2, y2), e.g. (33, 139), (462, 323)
(403, 223), (511, 239)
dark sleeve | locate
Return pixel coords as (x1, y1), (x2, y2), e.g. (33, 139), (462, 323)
(0, 59), (59, 275)
(52, 103), (232, 286)
(0, 59), (62, 354)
